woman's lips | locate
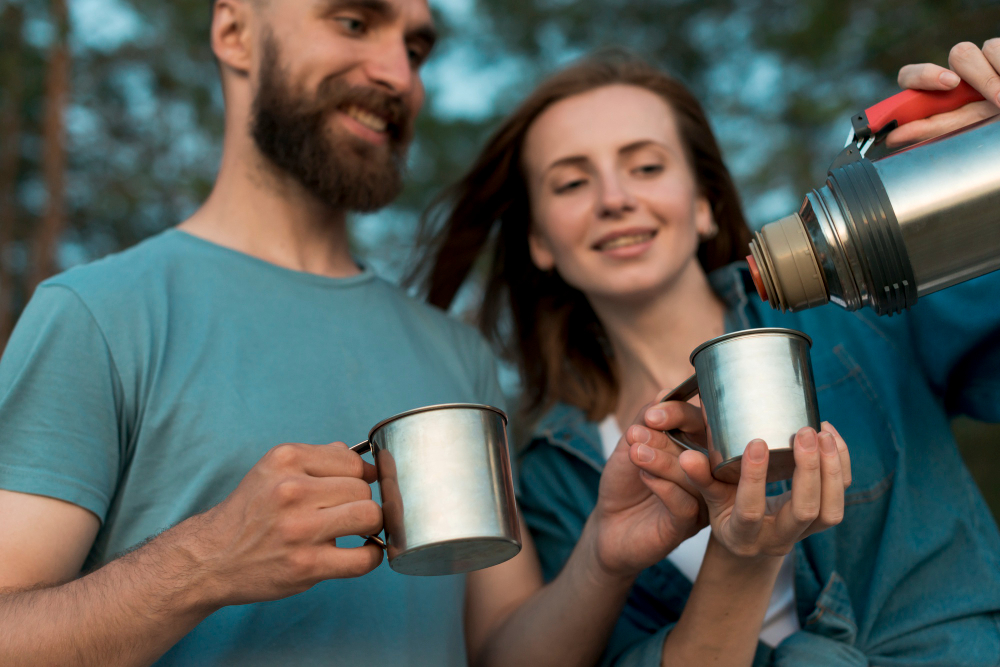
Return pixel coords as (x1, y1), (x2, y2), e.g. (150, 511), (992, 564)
(595, 231), (656, 251)
(593, 229), (658, 259)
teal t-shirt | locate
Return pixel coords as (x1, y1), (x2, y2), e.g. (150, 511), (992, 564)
(0, 229), (508, 666)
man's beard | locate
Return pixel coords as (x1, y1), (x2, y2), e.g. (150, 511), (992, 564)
(250, 33), (413, 212)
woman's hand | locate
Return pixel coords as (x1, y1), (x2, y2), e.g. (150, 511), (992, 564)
(887, 39), (1000, 148)
(667, 422), (851, 559)
(590, 399), (709, 580)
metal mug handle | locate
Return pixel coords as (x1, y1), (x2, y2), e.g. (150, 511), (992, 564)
(659, 374), (711, 458)
(350, 440), (387, 550)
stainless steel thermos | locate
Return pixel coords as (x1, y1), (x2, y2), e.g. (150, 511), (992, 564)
(748, 85), (1000, 316)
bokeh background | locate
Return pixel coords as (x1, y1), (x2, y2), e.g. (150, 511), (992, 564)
(1, 0), (998, 515)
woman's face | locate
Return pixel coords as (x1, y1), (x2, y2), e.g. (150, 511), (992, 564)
(522, 84), (714, 303)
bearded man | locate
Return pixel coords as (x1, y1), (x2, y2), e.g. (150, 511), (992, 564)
(0, 1), (539, 664)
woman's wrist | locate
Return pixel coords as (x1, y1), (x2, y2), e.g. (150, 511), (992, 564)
(578, 513), (641, 590)
(663, 532), (786, 666)
(701, 531), (784, 582)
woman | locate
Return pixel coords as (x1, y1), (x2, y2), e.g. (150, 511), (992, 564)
(420, 47), (1000, 665)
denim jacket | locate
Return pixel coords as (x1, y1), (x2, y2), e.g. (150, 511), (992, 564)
(517, 264), (1000, 666)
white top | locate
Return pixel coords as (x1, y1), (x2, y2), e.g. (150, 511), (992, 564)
(598, 415), (800, 648)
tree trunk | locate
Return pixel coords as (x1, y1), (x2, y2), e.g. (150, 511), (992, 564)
(0, 4), (25, 350)
(28, 0), (71, 295)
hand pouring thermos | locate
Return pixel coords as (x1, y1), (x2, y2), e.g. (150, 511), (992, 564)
(748, 83), (1000, 316)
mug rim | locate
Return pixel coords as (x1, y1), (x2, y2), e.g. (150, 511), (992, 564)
(367, 403), (508, 441)
(689, 327), (813, 364)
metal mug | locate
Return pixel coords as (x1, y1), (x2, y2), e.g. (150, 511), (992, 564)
(350, 403), (521, 576)
(661, 328), (820, 484)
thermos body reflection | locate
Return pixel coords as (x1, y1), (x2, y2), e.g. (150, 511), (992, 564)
(878, 117), (1000, 297)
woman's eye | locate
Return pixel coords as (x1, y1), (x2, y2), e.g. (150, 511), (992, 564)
(554, 179), (587, 194)
(336, 17), (366, 34)
(634, 163), (664, 176)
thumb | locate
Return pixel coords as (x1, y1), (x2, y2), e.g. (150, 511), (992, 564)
(678, 450), (733, 511)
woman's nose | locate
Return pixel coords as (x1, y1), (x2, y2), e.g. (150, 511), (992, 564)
(596, 177), (637, 219)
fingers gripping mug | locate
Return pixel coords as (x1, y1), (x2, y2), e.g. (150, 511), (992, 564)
(350, 404), (521, 576)
(661, 328), (820, 484)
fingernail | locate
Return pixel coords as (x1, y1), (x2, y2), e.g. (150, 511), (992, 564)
(995, 91), (1000, 107)
(647, 408), (666, 423)
(747, 439), (767, 462)
(636, 444), (655, 463)
(940, 70), (961, 86)
(632, 426), (651, 444)
(819, 432), (837, 454)
(798, 428), (818, 452)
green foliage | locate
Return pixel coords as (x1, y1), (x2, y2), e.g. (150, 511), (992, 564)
(1, 0), (999, 296)
(459, 0), (999, 218)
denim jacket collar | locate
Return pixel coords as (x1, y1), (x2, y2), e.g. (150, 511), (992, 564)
(523, 402), (605, 474)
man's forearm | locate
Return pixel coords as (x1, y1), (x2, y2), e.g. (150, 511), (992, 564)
(0, 520), (219, 667)
(473, 516), (636, 667)
(0, 441), (384, 665)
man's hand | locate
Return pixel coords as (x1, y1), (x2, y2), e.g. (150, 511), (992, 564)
(887, 39), (1000, 148)
(181, 441), (384, 606)
(0, 442), (383, 667)
(589, 399), (708, 580)
(669, 423), (851, 559)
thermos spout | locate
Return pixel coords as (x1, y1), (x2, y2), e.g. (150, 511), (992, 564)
(747, 213), (828, 312)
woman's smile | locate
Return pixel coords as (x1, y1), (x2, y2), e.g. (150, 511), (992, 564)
(523, 84), (714, 301)
(592, 227), (659, 257)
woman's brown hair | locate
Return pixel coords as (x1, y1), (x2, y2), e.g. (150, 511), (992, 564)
(417, 51), (753, 425)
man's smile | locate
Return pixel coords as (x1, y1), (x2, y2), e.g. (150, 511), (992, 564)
(336, 104), (393, 145)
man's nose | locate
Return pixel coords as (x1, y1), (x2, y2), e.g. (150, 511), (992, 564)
(364, 37), (414, 95)
(596, 175), (637, 219)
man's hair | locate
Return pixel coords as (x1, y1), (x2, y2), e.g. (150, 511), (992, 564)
(417, 51), (753, 425)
